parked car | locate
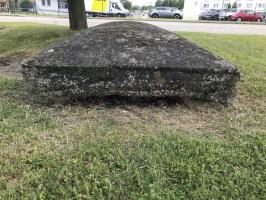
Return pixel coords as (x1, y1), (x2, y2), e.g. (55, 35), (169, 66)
(258, 12), (266, 22)
(199, 9), (221, 20)
(231, 10), (263, 22)
(219, 9), (238, 20)
(174, 9), (183, 19)
(149, 7), (183, 19)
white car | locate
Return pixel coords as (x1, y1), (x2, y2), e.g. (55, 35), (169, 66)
(174, 9), (183, 19)
(219, 9), (238, 20)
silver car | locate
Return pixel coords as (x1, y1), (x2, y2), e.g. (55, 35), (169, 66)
(149, 7), (183, 19)
(219, 9), (238, 20)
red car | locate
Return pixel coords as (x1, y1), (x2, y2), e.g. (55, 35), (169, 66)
(231, 10), (263, 22)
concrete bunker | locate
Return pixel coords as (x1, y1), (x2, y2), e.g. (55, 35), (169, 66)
(22, 21), (240, 104)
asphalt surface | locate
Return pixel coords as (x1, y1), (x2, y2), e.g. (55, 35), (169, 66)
(1, 15), (266, 35)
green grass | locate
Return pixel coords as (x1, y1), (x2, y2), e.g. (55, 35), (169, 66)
(178, 32), (266, 97)
(0, 22), (72, 56)
(0, 23), (265, 199)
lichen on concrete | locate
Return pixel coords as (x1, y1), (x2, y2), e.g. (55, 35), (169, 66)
(22, 21), (240, 104)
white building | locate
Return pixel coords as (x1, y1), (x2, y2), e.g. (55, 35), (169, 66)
(183, 0), (266, 20)
(35, 0), (68, 15)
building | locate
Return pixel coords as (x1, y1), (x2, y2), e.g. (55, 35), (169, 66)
(1, 0), (38, 12)
(183, 0), (266, 20)
(35, 0), (68, 15)
(0, 0), (21, 12)
(0, 0), (7, 11)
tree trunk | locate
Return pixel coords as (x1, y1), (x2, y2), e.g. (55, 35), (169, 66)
(67, 0), (88, 31)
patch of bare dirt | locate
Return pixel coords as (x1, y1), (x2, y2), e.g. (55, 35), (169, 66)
(0, 53), (32, 79)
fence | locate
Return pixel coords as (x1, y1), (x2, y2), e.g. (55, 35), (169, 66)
(0, 7), (69, 15)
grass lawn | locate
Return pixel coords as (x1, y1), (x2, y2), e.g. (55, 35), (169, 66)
(0, 23), (265, 199)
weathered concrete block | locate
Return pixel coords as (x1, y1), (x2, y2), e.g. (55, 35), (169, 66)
(22, 21), (240, 104)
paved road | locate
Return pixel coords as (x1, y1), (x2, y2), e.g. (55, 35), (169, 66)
(1, 15), (266, 35)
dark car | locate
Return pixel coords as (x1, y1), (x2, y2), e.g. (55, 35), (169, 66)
(199, 9), (221, 20)
(231, 10), (263, 22)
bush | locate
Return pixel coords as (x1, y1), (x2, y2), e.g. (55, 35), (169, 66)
(232, 1), (237, 8)
(20, 0), (34, 12)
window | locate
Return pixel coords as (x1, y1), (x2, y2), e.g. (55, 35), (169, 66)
(247, 10), (255, 15)
(47, 0), (51, 6)
(41, 0), (45, 6)
(246, 3), (253, 8)
(213, 3), (219, 8)
(203, 4), (209, 8)
(237, 3), (241, 8)
(258, 3), (265, 8)
(112, 3), (121, 10)
(58, 0), (68, 9)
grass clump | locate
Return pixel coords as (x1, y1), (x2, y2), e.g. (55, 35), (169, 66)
(0, 23), (265, 199)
